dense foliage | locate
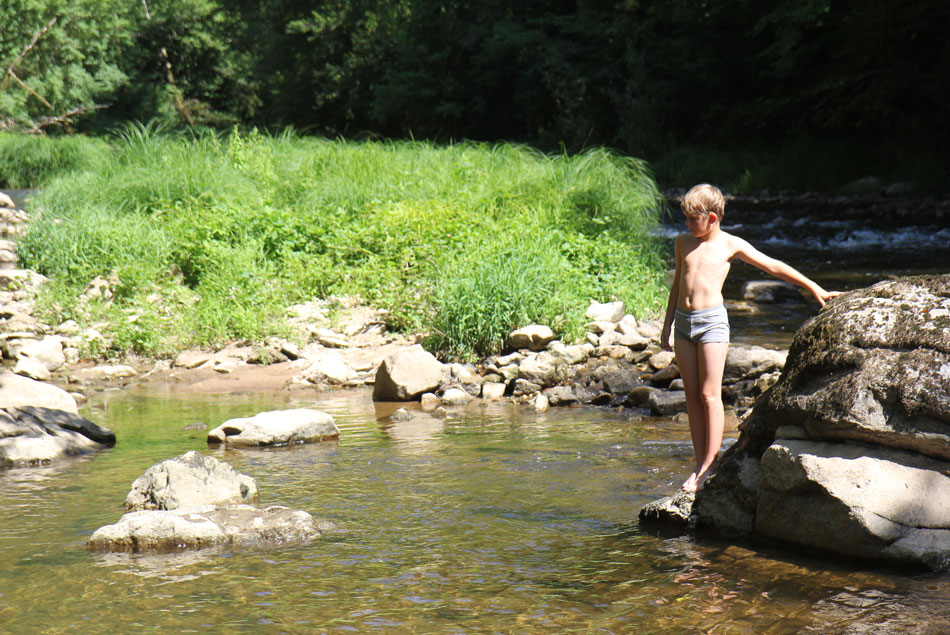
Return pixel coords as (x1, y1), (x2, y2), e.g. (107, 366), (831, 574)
(15, 129), (666, 359)
(2, 0), (946, 190)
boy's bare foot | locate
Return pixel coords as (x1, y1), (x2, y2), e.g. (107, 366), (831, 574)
(692, 460), (719, 492)
(681, 471), (699, 493)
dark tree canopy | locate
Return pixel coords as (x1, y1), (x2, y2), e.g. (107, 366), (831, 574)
(2, 0), (947, 165)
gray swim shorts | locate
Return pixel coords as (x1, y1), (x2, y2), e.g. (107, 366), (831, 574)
(674, 304), (730, 344)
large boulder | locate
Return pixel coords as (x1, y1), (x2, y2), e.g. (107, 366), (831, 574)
(125, 451), (259, 511)
(683, 275), (950, 571)
(87, 504), (322, 553)
(372, 344), (444, 401)
(207, 408), (339, 447)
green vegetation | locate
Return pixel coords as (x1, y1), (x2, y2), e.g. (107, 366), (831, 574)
(0, 133), (110, 188)
(17, 128), (666, 360)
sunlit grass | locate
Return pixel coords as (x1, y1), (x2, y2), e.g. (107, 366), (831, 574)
(17, 126), (667, 359)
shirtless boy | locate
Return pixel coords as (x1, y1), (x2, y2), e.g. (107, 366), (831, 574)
(660, 184), (840, 493)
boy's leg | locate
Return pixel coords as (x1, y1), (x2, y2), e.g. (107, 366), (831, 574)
(673, 338), (704, 490)
(694, 341), (729, 488)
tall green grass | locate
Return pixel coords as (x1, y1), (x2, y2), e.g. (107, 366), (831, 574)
(17, 126), (667, 359)
(0, 133), (112, 188)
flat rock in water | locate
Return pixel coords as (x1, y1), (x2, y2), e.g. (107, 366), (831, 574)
(87, 504), (323, 553)
(207, 408), (339, 447)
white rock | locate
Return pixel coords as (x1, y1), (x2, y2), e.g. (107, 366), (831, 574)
(585, 300), (625, 323)
(507, 324), (555, 351)
(13, 355), (51, 381)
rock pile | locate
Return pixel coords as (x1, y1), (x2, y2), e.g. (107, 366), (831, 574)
(88, 451), (325, 552)
(371, 299), (787, 417)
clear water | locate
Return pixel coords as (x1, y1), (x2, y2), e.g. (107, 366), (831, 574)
(1, 389), (948, 633)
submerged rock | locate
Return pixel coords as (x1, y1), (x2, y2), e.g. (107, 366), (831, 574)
(207, 408), (339, 447)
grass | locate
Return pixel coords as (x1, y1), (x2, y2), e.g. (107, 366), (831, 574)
(16, 125), (668, 360)
(0, 133), (112, 188)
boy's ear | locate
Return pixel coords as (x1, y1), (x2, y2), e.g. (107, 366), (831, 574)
(708, 212), (719, 224)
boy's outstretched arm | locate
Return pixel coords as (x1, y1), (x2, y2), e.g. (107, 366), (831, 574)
(732, 237), (841, 306)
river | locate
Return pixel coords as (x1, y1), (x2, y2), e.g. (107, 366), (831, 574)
(1, 193), (949, 632)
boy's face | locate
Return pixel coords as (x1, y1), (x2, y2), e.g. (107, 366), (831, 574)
(683, 211), (717, 238)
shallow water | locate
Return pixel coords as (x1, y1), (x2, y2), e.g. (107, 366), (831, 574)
(2, 388), (948, 633)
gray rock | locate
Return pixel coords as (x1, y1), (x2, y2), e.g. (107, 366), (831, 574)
(207, 409), (339, 447)
(0, 406), (115, 467)
(517, 353), (562, 387)
(17, 336), (65, 371)
(74, 365), (138, 382)
(601, 368), (641, 395)
(543, 385), (576, 406)
(481, 382), (507, 400)
(302, 352), (359, 386)
(13, 355), (50, 381)
(648, 350), (675, 370)
(766, 276), (950, 461)
(126, 451), (259, 511)
(694, 275), (950, 570)
(441, 387), (474, 406)
(723, 345), (786, 384)
(512, 378), (542, 396)
(372, 344), (444, 401)
(87, 504), (321, 553)
(0, 372), (78, 413)
(648, 390), (687, 416)
(625, 385), (660, 408)
(174, 350), (211, 369)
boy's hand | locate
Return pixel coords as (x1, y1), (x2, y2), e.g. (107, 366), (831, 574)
(815, 289), (843, 307)
(660, 327), (673, 351)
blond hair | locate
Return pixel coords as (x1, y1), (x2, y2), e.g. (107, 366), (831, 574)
(681, 183), (725, 219)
